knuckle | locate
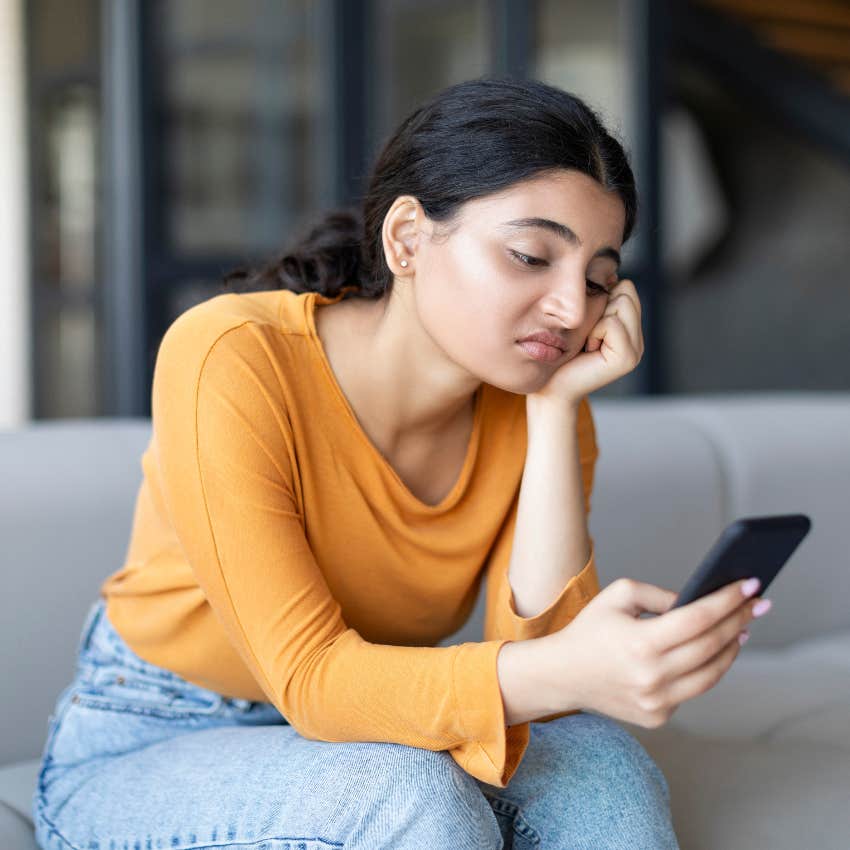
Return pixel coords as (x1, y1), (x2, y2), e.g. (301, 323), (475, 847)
(631, 636), (656, 662)
(646, 709), (670, 729)
(710, 632), (729, 658)
(711, 658), (729, 686)
(613, 576), (630, 591)
(637, 693), (664, 715)
(637, 664), (663, 693)
(696, 607), (716, 633)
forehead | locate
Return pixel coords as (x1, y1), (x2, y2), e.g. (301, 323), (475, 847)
(466, 170), (625, 246)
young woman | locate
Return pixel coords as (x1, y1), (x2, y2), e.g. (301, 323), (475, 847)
(33, 76), (762, 850)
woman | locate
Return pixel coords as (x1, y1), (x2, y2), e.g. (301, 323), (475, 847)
(33, 76), (763, 850)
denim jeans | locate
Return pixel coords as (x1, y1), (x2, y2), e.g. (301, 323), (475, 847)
(33, 598), (680, 849)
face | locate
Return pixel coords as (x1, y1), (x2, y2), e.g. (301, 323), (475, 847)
(391, 169), (626, 395)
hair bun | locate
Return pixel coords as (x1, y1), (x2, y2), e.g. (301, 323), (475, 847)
(221, 206), (370, 298)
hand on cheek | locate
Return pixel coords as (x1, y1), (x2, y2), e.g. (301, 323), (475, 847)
(530, 279), (644, 404)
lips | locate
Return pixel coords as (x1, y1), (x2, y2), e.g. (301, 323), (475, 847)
(517, 340), (564, 363)
(517, 331), (567, 351)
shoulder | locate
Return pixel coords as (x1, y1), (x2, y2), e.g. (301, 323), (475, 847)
(155, 289), (309, 381)
(151, 290), (317, 428)
(159, 290), (284, 353)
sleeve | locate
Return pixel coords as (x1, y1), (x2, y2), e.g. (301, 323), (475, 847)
(151, 316), (522, 787)
(482, 395), (602, 725)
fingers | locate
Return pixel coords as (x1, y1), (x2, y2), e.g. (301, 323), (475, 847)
(587, 313), (643, 366)
(657, 627), (743, 710)
(609, 278), (642, 321)
(611, 277), (641, 315)
(644, 577), (761, 654)
(600, 283), (644, 355)
(656, 596), (755, 683)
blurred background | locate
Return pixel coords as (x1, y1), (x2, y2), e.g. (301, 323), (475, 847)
(1, 0), (848, 426)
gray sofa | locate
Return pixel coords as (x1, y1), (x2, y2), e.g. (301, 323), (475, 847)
(2, 392), (848, 849)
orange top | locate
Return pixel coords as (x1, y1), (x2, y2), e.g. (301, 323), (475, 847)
(100, 286), (601, 787)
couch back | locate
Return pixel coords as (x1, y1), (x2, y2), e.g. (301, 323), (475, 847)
(1, 419), (154, 764)
(2, 393), (847, 764)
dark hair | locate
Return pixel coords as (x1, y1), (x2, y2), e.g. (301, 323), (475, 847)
(220, 75), (637, 301)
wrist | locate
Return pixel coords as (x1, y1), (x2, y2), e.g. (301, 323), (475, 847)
(525, 394), (581, 443)
(534, 630), (584, 715)
(526, 393), (581, 420)
(497, 636), (572, 726)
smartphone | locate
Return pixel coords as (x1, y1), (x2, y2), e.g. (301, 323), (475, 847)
(668, 513), (811, 610)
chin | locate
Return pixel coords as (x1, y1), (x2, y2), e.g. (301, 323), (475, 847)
(471, 346), (561, 396)
(481, 370), (552, 397)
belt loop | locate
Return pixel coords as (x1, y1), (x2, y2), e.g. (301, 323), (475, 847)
(76, 597), (106, 657)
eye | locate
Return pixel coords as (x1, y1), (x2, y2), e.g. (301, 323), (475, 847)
(586, 280), (609, 296)
(509, 249), (547, 268)
(509, 250), (610, 296)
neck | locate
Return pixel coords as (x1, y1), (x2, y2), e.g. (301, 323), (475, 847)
(320, 286), (481, 449)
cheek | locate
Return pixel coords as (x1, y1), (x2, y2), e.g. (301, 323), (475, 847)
(416, 248), (508, 356)
(419, 284), (503, 367)
(584, 298), (608, 329)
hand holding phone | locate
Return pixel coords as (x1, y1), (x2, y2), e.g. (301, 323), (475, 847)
(540, 513), (811, 729)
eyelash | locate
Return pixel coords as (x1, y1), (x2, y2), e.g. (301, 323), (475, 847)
(508, 250), (609, 296)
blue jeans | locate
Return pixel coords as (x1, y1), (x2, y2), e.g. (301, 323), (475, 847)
(33, 598), (680, 849)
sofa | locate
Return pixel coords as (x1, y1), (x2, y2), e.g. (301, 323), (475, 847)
(1, 391), (848, 849)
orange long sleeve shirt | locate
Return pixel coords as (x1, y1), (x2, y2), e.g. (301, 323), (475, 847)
(99, 286), (601, 788)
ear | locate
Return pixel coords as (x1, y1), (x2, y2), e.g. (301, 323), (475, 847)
(382, 196), (424, 275)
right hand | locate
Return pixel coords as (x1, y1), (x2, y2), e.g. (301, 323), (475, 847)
(545, 577), (765, 728)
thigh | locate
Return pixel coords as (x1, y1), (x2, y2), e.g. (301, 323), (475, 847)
(36, 715), (502, 850)
(475, 711), (679, 850)
(33, 600), (503, 850)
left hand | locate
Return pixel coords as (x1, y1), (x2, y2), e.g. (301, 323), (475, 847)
(528, 278), (645, 406)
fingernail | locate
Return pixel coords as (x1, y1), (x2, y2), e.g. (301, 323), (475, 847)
(752, 598), (772, 618)
(741, 578), (761, 597)
(738, 630), (750, 646)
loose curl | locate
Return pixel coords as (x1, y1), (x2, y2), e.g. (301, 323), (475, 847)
(220, 75), (638, 301)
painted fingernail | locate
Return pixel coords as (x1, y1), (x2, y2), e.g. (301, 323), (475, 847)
(738, 630), (750, 646)
(741, 578), (761, 597)
(752, 599), (772, 618)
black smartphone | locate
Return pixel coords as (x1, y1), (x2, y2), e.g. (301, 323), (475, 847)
(668, 513), (811, 610)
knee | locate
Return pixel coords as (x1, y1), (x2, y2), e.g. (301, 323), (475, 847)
(535, 711), (672, 807)
(358, 742), (502, 846)
(366, 742), (493, 810)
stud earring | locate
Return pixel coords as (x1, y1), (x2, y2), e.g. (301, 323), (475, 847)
(400, 259), (408, 267)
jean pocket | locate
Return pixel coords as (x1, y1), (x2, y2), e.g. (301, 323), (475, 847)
(72, 663), (224, 720)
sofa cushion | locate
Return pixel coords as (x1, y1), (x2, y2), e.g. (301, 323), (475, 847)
(0, 801), (39, 850)
(0, 759), (39, 825)
(628, 723), (850, 850)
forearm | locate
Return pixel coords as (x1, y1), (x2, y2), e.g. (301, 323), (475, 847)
(507, 395), (591, 618)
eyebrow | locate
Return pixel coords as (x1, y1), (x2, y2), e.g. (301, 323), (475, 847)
(499, 217), (621, 269)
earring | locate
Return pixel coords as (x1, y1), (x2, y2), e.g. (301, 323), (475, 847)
(400, 259), (408, 267)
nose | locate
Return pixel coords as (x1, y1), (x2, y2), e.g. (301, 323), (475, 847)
(542, 276), (588, 329)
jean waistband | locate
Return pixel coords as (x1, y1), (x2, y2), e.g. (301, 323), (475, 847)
(78, 597), (170, 681)
(76, 596), (265, 714)
(80, 597), (216, 693)
(77, 597), (109, 659)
